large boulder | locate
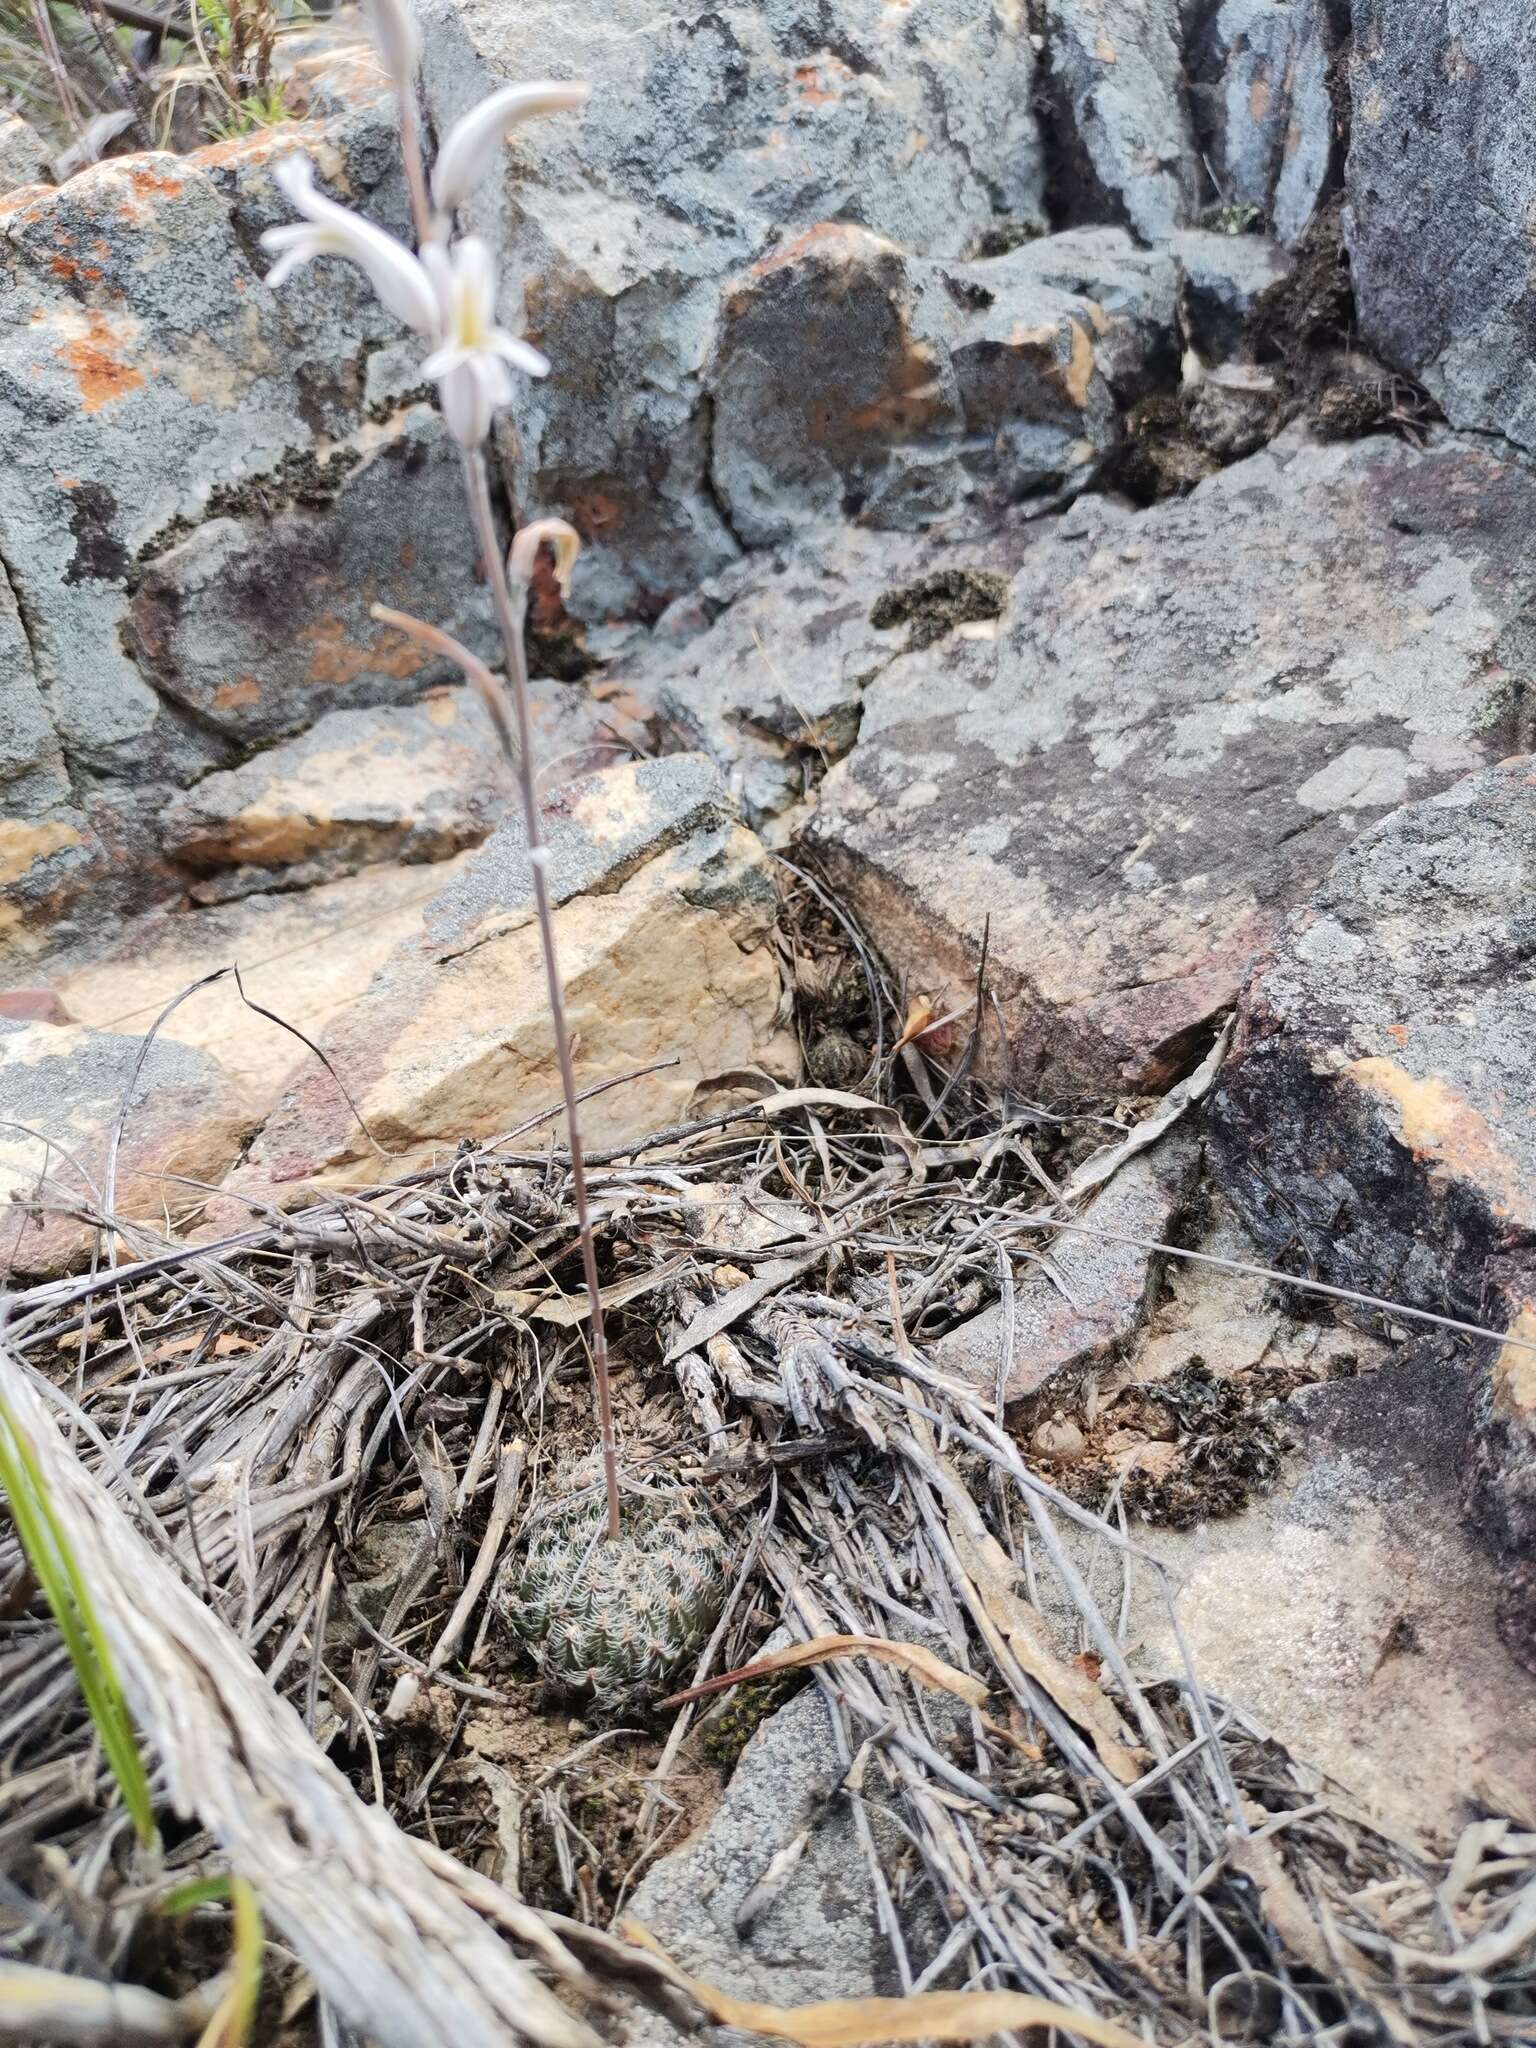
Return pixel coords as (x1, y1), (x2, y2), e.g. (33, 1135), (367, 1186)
(808, 432), (1536, 1095)
(1345, 2), (1536, 453)
(216, 756), (792, 1211)
(417, 0), (1049, 618)
(0, 41), (498, 962)
(1185, 0), (1338, 248)
(1207, 757), (1536, 1654)
(1130, 1346), (1536, 1840)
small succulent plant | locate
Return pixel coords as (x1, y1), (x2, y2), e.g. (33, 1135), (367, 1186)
(500, 1459), (732, 1714)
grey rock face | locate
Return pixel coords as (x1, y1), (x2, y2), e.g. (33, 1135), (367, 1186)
(0, 113), (51, 197)
(418, 0), (1048, 617)
(1346, 2), (1536, 452)
(1171, 226), (1290, 360)
(128, 406), (498, 760)
(936, 1132), (1201, 1403)
(1208, 758), (1536, 1653)
(624, 1683), (918, 2037)
(1209, 758), (1536, 1326)
(809, 432), (1536, 1095)
(1186, 0), (1337, 248)
(1040, 0), (1202, 243)
(1132, 1346), (1536, 1839)
(0, 50), (489, 963)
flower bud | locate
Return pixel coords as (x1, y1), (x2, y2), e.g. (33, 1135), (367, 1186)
(362, 0), (420, 91)
(509, 519), (582, 594)
(431, 81), (590, 217)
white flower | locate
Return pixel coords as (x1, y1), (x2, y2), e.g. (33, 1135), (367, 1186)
(431, 81), (590, 217)
(261, 156), (438, 334)
(361, 0), (420, 91)
(421, 237), (548, 447)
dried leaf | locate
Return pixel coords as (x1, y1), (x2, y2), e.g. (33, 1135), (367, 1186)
(948, 1517), (1143, 1785)
(894, 998), (938, 1053)
(661, 1631), (986, 1709)
(618, 1921), (1142, 2048)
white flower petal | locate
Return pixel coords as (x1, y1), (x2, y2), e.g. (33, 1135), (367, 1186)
(435, 358), (490, 447)
(361, 0), (420, 91)
(431, 80), (589, 215)
(491, 331), (549, 379)
(266, 155), (439, 334)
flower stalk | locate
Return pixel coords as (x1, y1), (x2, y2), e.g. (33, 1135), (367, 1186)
(269, 0), (620, 1535)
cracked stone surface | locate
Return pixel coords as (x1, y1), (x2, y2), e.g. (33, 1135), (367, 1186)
(808, 430), (1536, 1096)
(417, 0), (1050, 619)
(214, 756), (792, 1213)
(935, 1131), (1202, 1404)
(0, 1017), (255, 1278)
(1185, 0), (1338, 248)
(1346, 0), (1536, 456)
(1208, 757), (1536, 1652)
(1128, 1346), (1536, 1840)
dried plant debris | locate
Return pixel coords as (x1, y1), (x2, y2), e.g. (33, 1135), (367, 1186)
(2, 867), (1533, 2045)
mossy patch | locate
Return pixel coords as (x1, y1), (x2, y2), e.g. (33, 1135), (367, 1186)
(869, 567), (1010, 651)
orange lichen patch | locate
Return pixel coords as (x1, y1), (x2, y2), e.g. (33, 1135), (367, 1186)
(845, 340), (945, 441)
(121, 158), (184, 200)
(1052, 318), (1097, 409)
(214, 674), (262, 711)
(745, 220), (881, 283)
(1490, 1307), (1536, 1418)
(1095, 30), (1116, 62)
(0, 818), (84, 888)
(0, 182), (55, 221)
(303, 614), (430, 686)
(195, 126), (297, 172)
(58, 309), (145, 412)
(792, 61), (845, 105)
(1346, 1057), (1529, 1218)
(1386, 1022), (1409, 1046)
(1249, 74), (1272, 123)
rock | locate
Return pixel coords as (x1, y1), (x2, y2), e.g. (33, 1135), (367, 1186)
(1209, 758), (1536, 1335)
(625, 1682), (926, 2037)
(216, 756), (792, 1210)
(1039, 0), (1201, 243)
(1126, 1188), (1389, 1384)
(126, 407), (499, 762)
(0, 113), (50, 198)
(1207, 758), (1536, 1645)
(810, 431), (1536, 1095)
(159, 678), (615, 897)
(1345, 3), (1536, 452)
(999, 227), (1180, 399)
(1171, 226), (1291, 360)
(0, 1019), (253, 1278)
(48, 854), (477, 1118)
(1128, 1347), (1536, 1842)
(603, 526), (1007, 830)
(710, 228), (1135, 544)
(935, 1133), (1200, 1403)
(417, 0), (1047, 618)
(1185, 0), (1338, 248)
(0, 40), (504, 955)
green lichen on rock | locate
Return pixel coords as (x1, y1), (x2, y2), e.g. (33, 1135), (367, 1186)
(500, 1459), (732, 1714)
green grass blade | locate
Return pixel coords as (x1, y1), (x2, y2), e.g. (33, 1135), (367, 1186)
(0, 1394), (158, 1848)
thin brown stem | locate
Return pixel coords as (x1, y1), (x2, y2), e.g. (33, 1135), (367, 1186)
(460, 448), (621, 1540)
